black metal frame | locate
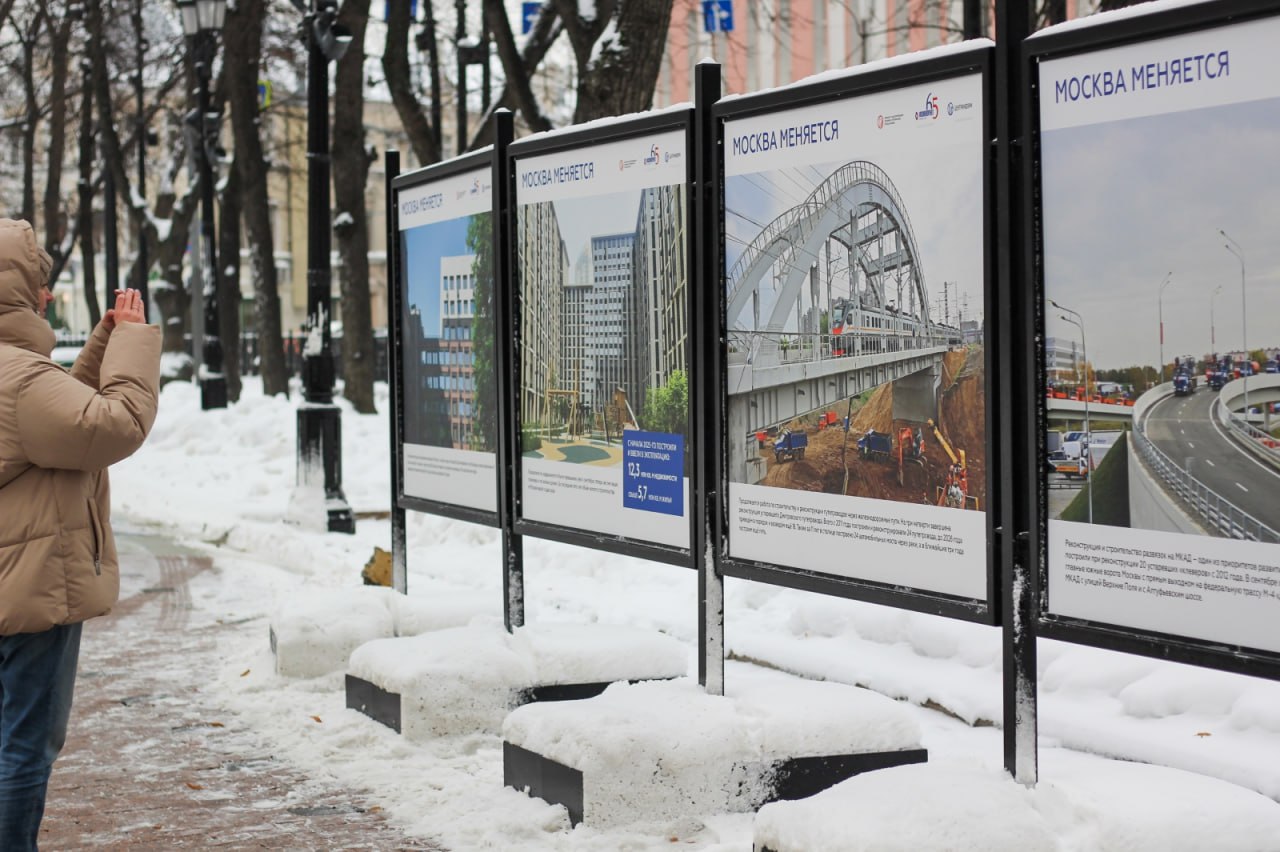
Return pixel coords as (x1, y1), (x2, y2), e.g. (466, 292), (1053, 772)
(389, 147), (505, 530)
(505, 111), (699, 570)
(712, 47), (1000, 624)
(1024, 0), (1280, 679)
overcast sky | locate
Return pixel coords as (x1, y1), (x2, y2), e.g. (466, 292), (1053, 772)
(1041, 96), (1280, 370)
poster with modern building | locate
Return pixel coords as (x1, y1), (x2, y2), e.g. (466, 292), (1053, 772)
(721, 56), (989, 600)
(1037, 12), (1280, 654)
(513, 126), (692, 547)
(397, 167), (498, 512)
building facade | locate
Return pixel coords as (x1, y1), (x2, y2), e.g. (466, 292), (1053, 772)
(439, 254), (477, 449)
(518, 201), (568, 425)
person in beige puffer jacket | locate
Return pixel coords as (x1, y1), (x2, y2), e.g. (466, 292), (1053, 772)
(0, 219), (160, 851)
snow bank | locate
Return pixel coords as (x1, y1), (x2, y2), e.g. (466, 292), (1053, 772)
(270, 585), (497, 677)
(755, 756), (1280, 852)
(755, 763), (1057, 852)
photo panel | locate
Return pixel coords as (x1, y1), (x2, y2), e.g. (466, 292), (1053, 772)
(721, 56), (992, 604)
(512, 126), (693, 550)
(1036, 8), (1280, 656)
(397, 165), (499, 514)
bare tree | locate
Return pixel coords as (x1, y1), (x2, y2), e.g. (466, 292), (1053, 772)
(332, 0), (376, 413)
(224, 0), (290, 396)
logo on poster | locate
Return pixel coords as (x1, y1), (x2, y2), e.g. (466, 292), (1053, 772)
(643, 144), (661, 166)
(915, 93), (940, 120)
(877, 114), (884, 129)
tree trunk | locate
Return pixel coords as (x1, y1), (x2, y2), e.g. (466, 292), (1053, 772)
(218, 155), (243, 402)
(41, 17), (70, 261)
(77, 63), (101, 329)
(20, 10), (45, 226)
(224, 0), (288, 396)
(382, 0), (441, 167)
(333, 0), (376, 413)
(559, 0), (674, 123)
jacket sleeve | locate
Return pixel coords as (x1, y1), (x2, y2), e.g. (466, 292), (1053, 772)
(16, 323), (162, 472)
(69, 322), (112, 389)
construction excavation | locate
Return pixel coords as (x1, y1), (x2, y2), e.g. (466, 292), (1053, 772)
(759, 347), (986, 510)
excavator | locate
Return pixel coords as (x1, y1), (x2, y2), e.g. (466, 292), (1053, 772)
(927, 418), (976, 510)
(897, 425), (925, 486)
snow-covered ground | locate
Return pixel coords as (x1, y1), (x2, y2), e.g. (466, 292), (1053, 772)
(110, 378), (1280, 850)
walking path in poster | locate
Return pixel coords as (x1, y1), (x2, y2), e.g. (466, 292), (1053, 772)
(723, 65), (989, 601)
(514, 128), (691, 548)
(1038, 13), (1280, 653)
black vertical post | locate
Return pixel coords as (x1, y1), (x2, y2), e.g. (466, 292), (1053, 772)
(693, 61), (724, 696)
(492, 109), (524, 631)
(386, 149), (408, 593)
(196, 36), (228, 410)
(996, 0), (1037, 786)
(455, 0), (467, 156)
(963, 0), (986, 39)
(298, 0), (355, 532)
(134, 0), (149, 309)
(102, 160), (119, 314)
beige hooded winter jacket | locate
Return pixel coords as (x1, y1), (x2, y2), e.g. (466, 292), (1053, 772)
(0, 219), (161, 635)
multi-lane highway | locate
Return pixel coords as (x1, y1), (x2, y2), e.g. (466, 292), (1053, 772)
(1141, 388), (1280, 534)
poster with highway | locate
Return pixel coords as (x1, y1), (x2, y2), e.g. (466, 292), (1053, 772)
(722, 58), (988, 601)
(1039, 12), (1280, 654)
(513, 127), (691, 548)
(397, 167), (497, 513)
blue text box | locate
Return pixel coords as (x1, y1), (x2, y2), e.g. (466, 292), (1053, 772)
(622, 431), (685, 517)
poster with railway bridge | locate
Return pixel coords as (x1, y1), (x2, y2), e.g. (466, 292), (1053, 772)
(1038, 11), (1280, 655)
(397, 166), (498, 513)
(512, 125), (692, 549)
(722, 55), (989, 602)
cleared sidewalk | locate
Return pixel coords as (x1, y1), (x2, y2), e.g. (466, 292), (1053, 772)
(40, 531), (440, 850)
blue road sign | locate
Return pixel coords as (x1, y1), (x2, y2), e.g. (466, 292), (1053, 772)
(522, 2), (541, 34)
(702, 0), (733, 33)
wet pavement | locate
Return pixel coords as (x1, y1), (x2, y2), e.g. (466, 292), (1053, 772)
(40, 531), (440, 850)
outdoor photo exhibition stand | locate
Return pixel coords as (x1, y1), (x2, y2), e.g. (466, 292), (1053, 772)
(505, 108), (700, 570)
(1028, 0), (1280, 676)
(345, 0), (1280, 837)
(715, 44), (1000, 623)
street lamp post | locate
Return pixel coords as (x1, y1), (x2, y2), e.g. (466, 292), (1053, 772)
(1210, 283), (1223, 349)
(1221, 230), (1247, 416)
(294, 0), (354, 533)
(178, 0), (228, 410)
(1157, 271), (1172, 385)
(1050, 298), (1092, 525)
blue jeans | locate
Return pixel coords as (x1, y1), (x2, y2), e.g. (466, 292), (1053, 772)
(0, 623), (82, 852)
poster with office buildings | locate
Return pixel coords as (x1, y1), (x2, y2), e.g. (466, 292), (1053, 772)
(398, 168), (497, 512)
(722, 65), (988, 600)
(1039, 14), (1280, 653)
(514, 128), (691, 547)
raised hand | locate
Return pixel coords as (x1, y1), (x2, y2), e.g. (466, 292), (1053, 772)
(113, 288), (146, 325)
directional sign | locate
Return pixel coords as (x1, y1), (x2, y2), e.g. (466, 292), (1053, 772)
(702, 0), (733, 33)
(522, 2), (541, 34)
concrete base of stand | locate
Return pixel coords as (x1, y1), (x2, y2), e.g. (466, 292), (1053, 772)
(505, 740), (926, 829)
(345, 675), (627, 736)
(269, 586), (493, 678)
(344, 623), (688, 740)
(502, 677), (927, 828)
